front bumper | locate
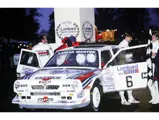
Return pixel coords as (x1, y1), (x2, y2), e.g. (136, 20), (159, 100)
(12, 95), (90, 110)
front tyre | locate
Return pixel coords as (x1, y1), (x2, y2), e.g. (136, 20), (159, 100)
(88, 84), (102, 111)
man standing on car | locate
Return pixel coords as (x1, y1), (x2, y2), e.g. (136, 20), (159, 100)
(32, 35), (54, 67)
(118, 32), (140, 105)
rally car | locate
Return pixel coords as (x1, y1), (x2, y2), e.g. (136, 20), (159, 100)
(12, 43), (147, 111)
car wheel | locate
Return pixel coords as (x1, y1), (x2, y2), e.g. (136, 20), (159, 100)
(88, 83), (102, 112)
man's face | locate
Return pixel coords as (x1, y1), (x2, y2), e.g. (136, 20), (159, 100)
(152, 35), (158, 42)
(42, 36), (47, 44)
(126, 36), (132, 42)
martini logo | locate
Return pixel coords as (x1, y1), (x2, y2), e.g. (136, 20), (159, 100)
(56, 21), (80, 40)
(38, 96), (53, 103)
(35, 76), (61, 80)
(82, 21), (93, 40)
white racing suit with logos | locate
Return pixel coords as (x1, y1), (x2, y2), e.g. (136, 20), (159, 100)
(118, 39), (139, 105)
(147, 40), (159, 104)
(32, 42), (54, 67)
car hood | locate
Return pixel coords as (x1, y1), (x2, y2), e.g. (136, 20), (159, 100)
(23, 68), (101, 82)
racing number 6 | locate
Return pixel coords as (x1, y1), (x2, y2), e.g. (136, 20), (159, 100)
(126, 76), (133, 87)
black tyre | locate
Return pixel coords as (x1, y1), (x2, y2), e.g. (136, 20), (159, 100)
(87, 83), (103, 112)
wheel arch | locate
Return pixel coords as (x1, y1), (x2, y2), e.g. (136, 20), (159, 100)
(89, 77), (103, 93)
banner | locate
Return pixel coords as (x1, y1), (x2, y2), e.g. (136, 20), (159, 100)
(100, 29), (117, 41)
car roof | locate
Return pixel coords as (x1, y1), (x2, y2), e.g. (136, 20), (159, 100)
(57, 45), (119, 52)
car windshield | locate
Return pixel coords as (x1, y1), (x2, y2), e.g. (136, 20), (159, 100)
(45, 50), (99, 68)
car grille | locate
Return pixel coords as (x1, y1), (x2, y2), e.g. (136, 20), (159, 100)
(30, 92), (60, 96)
(31, 85), (59, 90)
(32, 85), (44, 90)
(46, 85), (59, 89)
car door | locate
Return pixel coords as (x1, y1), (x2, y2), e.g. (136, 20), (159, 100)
(105, 44), (147, 92)
(100, 50), (117, 93)
(16, 49), (42, 78)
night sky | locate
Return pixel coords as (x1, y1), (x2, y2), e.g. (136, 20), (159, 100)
(37, 8), (96, 33)
(38, 6), (158, 32)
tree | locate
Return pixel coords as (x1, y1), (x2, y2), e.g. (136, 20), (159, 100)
(23, 8), (42, 42)
(118, 8), (152, 45)
(95, 8), (151, 44)
(122, 9), (149, 31)
(47, 11), (55, 43)
(95, 8), (125, 30)
(0, 8), (41, 42)
(147, 8), (159, 30)
(39, 29), (48, 36)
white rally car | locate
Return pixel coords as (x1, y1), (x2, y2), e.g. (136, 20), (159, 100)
(12, 43), (148, 111)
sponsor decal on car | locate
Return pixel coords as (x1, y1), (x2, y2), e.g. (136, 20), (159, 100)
(117, 64), (139, 75)
(39, 80), (51, 84)
(35, 76), (61, 80)
(20, 84), (28, 87)
(22, 67), (34, 75)
(38, 96), (53, 103)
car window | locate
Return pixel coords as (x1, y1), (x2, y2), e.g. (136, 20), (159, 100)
(20, 51), (39, 67)
(101, 50), (111, 68)
(111, 46), (147, 66)
(45, 50), (99, 68)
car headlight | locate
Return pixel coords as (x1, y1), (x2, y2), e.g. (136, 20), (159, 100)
(15, 82), (20, 89)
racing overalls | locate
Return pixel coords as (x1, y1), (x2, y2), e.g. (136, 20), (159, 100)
(118, 39), (139, 105)
(32, 42), (54, 67)
(148, 40), (159, 104)
(118, 39), (129, 64)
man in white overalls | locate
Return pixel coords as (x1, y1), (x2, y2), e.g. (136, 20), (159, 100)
(118, 32), (140, 105)
(32, 35), (54, 67)
(147, 30), (159, 104)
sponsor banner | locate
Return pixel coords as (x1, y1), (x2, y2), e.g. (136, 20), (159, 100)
(56, 21), (80, 40)
(82, 21), (93, 40)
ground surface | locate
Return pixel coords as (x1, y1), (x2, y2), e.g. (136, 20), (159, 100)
(0, 68), (159, 112)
